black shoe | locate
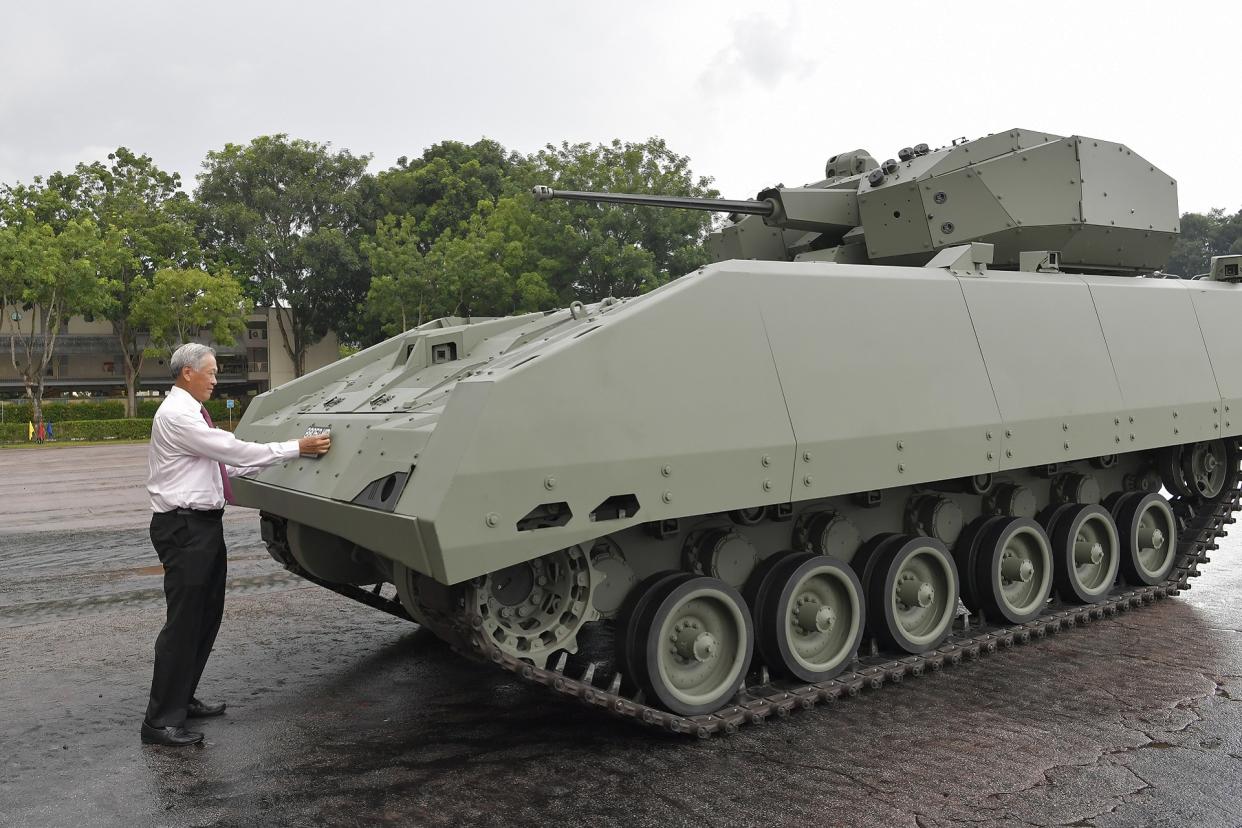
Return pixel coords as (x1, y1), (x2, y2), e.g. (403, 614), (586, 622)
(187, 698), (226, 718)
(141, 720), (204, 746)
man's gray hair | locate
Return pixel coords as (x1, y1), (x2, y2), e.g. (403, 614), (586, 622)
(170, 343), (216, 378)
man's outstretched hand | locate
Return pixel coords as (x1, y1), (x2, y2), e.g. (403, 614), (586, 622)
(298, 433), (332, 456)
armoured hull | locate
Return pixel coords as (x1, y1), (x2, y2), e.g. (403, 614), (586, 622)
(233, 129), (1242, 729)
(235, 258), (1242, 580)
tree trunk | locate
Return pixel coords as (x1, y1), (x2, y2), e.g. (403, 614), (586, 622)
(123, 359), (138, 418)
(25, 378), (44, 432)
(10, 307), (52, 434)
(113, 321), (142, 417)
(15, 347), (46, 437)
(272, 307), (306, 378)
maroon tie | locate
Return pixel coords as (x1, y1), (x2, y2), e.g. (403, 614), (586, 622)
(201, 407), (235, 505)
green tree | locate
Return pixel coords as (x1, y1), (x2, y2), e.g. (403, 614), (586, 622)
(130, 268), (251, 359)
(196, 135), (371, 376)
(422, 196), (559, 318)
(369, 139), (526, 253)
(51, 148), (202, 415)
(356, 136), (716, 343)
(0, 189), (113, 426)
(1167, 208), (1242, 277)
(356, 139), (533, 343)
(361, 215), (431, 335)
(525, 137), (719, 301)
(362, 200), (560, 331)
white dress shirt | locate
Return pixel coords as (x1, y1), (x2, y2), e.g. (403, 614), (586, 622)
(147, 386), (301, 512)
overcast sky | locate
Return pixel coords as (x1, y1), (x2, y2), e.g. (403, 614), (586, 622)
(2, 0), (1239, 215)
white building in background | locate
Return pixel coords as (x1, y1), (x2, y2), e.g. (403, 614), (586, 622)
(0, 309), (340, 399)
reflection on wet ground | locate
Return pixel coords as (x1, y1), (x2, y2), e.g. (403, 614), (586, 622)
(1, 446), (1240, 827)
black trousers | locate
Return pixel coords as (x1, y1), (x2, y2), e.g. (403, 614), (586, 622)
(146, 509), (227, 728)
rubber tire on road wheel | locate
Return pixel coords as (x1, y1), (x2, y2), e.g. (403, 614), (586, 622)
(865, 535), (958, 655)
(1113, 491), (1178, 586)
(752, 553), (865, 683)
(1048, 503), (1120, 604)
(637, 575), (754, 716)
(616, 571), (691, 693)
(973, 517), (1054, 624)
(953, 516), (1006, 613)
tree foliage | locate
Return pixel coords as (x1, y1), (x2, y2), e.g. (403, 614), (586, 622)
(51, 148), (202, 414)
(369, 139), (524, 253)
(360, 215), (430, 335)
(0, 185), (113, 423)
(523, 137), (718, 300)
(130, 267), (251, 359)
(425, 196), (560, 317)
(1167, 208), (1242, 277)
(357, 136), (716, 342)
(195, 135), (371, 375)
(1, 133), (724, 389)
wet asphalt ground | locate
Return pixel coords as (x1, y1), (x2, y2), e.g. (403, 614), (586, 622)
(1, 444), (1240, 827)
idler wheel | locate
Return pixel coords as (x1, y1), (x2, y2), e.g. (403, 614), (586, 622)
(1113, 492), (1178, 585)
(1158, 440), (1236, 500)
(973, 517), (1053, 624)
(634, 575), (753, 716)
(1047, 504), (1120, 604)
(1157, 445), (1196, 499)
(1186, 440), (1233, 500)
(749, 552), (865, 682)
(861, 535), (958, 654)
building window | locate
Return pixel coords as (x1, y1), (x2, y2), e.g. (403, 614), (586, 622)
(217, 355), (247, 376)
(247, 348), (268, 373)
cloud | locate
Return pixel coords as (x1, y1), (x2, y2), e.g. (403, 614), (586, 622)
(697, 12), (815, 95)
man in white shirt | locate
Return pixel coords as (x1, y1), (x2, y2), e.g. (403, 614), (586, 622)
(141, 342), (331, 747)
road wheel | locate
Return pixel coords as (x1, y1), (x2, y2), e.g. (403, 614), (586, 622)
(752, 553), (864, 682)
(1049, 504), (1119, 604)
(973, 517), (1053, 624)
(636, 575), (753, 715)
(1114, 492), (1178, 585)
(616, 571), (690, 692)
(865, 535), (958, 654)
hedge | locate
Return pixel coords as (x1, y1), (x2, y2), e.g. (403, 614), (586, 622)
(0, 396), (246, 424)
(0, 400), (125, 421)
(54, 419), (154, 441)
(0, 417), (237, 444)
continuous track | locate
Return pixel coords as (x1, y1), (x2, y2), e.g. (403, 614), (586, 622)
(269, 440), (1240, 738)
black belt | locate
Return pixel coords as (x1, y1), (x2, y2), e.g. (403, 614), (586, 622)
(156, 508), (225, 518)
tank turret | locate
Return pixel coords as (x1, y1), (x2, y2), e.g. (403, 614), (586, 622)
(535, 129), (1180, 275)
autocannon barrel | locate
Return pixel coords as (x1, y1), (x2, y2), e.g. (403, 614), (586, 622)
(531, 185), (775, 217)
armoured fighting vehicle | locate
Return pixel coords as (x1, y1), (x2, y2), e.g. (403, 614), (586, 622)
(234, 129), (1242, 735)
